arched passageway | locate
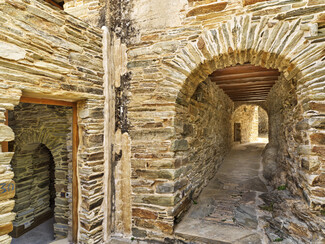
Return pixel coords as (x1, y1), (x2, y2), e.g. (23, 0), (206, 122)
(173, 63), (280, 242)
(127, 15), (325, 243)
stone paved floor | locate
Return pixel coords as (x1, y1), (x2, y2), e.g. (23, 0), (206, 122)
(11, 218), (55, 244)
(175, 142), (269, 243)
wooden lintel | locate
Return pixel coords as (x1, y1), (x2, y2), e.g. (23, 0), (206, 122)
(20, 97), (76, 108)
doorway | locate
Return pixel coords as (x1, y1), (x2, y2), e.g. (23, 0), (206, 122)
(7, 97), (78, 243)
(234, 123), (241, 142)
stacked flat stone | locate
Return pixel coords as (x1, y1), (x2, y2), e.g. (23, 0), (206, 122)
(126, 6), (325, 243)
(0, 0), (105, 242)
(0, 88), (21, 244)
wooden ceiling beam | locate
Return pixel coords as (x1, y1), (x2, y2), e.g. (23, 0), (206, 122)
(232, 99), (266, 102)
(211, 64), (277, 76)
(229, 95), (267, 100)
(214, 80), (277, 87)
(210, 76), (278, 84)
(231, 96), (268, 99)
(228, 93), (269, 97)
(228, 92), (269, 96)
(220, 86), (274, 91)
(227, 93), (270, 97)
(209, 64), (279, 103)
(223, 88), (272, 92)
(209, 71), (280, 81)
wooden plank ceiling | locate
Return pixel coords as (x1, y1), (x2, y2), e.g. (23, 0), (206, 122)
(209, 64), (280, 102)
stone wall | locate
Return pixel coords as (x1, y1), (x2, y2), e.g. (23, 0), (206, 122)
(8, 103), (72, 239)
(129, 77), (233, 239)
(0, 0), (105, 242)
(262, 72), (325, 242)
(125, 2), (325, 240)
(173, 78), (234, 220)
(258, 107), (268, 136)
(233, 105), (259, 143)
(62, 0), (325, 240)
(63, 0), (105, 27)
(0, 89), (20, 244)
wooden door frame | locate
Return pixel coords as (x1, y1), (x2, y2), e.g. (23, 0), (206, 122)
(12, 96), (79, 242)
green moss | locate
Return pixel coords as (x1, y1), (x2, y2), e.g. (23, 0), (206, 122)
(273, 238), (283, 242)
(277, 185), (286, 190)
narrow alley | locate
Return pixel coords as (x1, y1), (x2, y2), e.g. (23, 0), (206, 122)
(175, 142), (269, 243)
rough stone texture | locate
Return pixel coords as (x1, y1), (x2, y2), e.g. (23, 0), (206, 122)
(0, 0), (105, 242)
(9, 103), (72, 239)
(258, 107), (268, 136)
(0, 0), (325, 243)
(173, 78), (233, 220)
(0, 0), (103, 99)
(261, 73), (325, 242)
(233, 105), (259, 143)
(63, 0), (105, 27)
(126, 8), (325, 242)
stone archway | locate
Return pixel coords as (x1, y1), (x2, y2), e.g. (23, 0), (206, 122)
(128, 14), (325, 241)
(166, 15), (323, 208)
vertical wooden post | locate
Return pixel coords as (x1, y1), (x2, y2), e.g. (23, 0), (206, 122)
(1, 110), (9, 152)
(72, 104), (79, 243)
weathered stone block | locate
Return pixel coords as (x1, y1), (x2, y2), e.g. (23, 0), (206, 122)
(0, 201), (14, 215)
(171, 139), (189, 151)
(0, 125), (14, 142)
(0, 223), (13, 236)
(134, 195), (175, 206)
(0, 181), (15, 201)
(310, 133), (325, 145)
(243, 0), (271, 6)
(0, 213), (15, 225)
(132, 208), (158, 220)
(308, 0), (325, 6)
(0, 41), (26, 61)
(135, 169), (175, 180)
(132, 227), (147, 238)
(0, 234), (11, 244)
(187, 2), (228, 17)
